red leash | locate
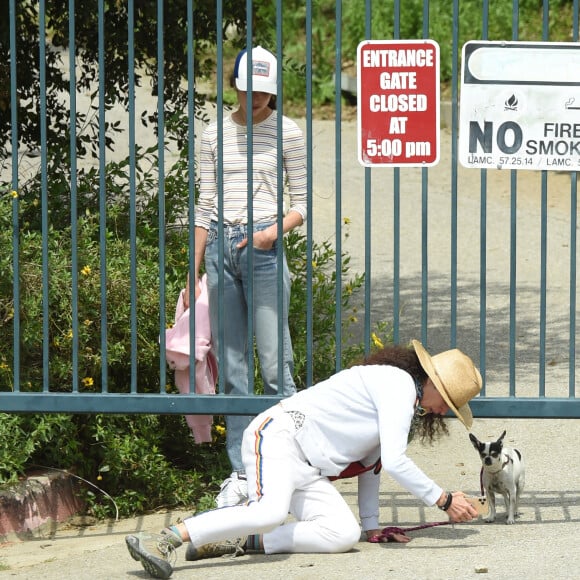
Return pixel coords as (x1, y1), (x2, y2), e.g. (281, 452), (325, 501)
(368, 520), (452, 543)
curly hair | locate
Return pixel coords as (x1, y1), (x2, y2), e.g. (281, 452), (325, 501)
(353, 344), (449, 444)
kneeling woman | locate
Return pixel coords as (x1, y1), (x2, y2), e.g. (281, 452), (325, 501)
(126, 340), (482, 579)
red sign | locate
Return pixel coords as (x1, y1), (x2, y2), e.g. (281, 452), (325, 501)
(357, 39), (440, 167)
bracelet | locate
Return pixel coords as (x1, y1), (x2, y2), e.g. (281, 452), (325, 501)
(438, 492), (453, 511)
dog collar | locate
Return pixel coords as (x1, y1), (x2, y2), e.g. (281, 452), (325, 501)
(479, 456), (514, 494)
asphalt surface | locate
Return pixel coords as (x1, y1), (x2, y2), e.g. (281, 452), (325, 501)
(1, 417), (579, 579)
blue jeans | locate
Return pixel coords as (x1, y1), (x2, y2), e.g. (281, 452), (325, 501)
(205, 222), (297, 472)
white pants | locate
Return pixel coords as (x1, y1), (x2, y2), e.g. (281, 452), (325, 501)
(183, 405), (361, 554)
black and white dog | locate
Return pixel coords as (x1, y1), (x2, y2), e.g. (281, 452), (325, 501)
(469, 430), (525, 524)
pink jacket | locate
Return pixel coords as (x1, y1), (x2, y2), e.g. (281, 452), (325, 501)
(165, 274), (217, 443)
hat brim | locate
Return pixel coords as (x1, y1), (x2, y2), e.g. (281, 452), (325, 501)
(235, 78), (277, 95)
(412, 339), (473, 429)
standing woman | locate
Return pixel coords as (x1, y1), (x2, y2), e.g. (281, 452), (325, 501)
(184, 46), (307, 507)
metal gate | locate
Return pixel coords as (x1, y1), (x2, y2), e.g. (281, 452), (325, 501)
(1, 0), (579, 418)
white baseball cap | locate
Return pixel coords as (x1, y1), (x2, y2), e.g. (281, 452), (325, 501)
(234, 46), (278, 95)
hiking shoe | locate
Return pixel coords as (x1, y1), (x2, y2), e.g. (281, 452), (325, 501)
(125, 530), (182, 579)
(184, 537), (247, 561)
(215, 472), (248, 508)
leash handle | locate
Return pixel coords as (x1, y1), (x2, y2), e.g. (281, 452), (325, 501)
(368, 521), (451, 543)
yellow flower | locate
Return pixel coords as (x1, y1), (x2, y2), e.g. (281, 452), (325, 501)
(11, 190), (18, 198)
(66, 330), (73, 339)
(343, 217), (351, 225)
(214, 425), (226, 436)
(81, 265), (91, 276)
(97, 475), (103, 481)
(371, 332), (384, 349)
(81, 377), (94, 387)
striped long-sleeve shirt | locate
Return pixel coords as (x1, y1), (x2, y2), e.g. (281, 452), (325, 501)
(195, 111), (307, 229)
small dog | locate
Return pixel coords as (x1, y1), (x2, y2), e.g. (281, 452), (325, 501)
(469, 430), (525, 524)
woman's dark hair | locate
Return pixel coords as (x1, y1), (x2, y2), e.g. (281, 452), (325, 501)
(353, 344), (449, 443)
(359, 344), (427, 381)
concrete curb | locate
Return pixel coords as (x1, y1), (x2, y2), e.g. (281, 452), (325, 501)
(0, 471), (84, 542)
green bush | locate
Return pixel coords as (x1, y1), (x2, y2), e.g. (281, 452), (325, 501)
(0, 195), (175, 393)
(0, 410), (228, 517)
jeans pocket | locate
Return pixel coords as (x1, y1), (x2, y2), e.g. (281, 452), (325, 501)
(253, 243), (280, 272)
(206, 226), (218, 245)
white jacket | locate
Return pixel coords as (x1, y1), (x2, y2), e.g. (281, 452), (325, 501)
(280, 365), (443, 531)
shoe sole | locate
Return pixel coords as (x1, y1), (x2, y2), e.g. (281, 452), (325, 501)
(125, 535), (173, 579)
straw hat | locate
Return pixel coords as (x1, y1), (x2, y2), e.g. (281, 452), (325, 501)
(412, 339), (482, 429)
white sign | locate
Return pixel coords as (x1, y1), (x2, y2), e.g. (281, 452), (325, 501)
(459, 41), (580, 171)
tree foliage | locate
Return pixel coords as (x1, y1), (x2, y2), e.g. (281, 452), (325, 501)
(0, 0), (256, 162)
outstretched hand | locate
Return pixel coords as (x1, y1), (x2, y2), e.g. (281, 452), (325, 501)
(445, 491), (478, 523)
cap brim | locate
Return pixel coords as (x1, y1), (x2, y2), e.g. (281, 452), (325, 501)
(235, 77), (277, 95)
(412, 339), (473, 429)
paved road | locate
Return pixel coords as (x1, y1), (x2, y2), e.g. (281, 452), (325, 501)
(2, 418), (579, 579)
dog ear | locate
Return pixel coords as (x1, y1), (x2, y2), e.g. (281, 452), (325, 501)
(469, 433), (479, 448)
(498, 430), (507, 442)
